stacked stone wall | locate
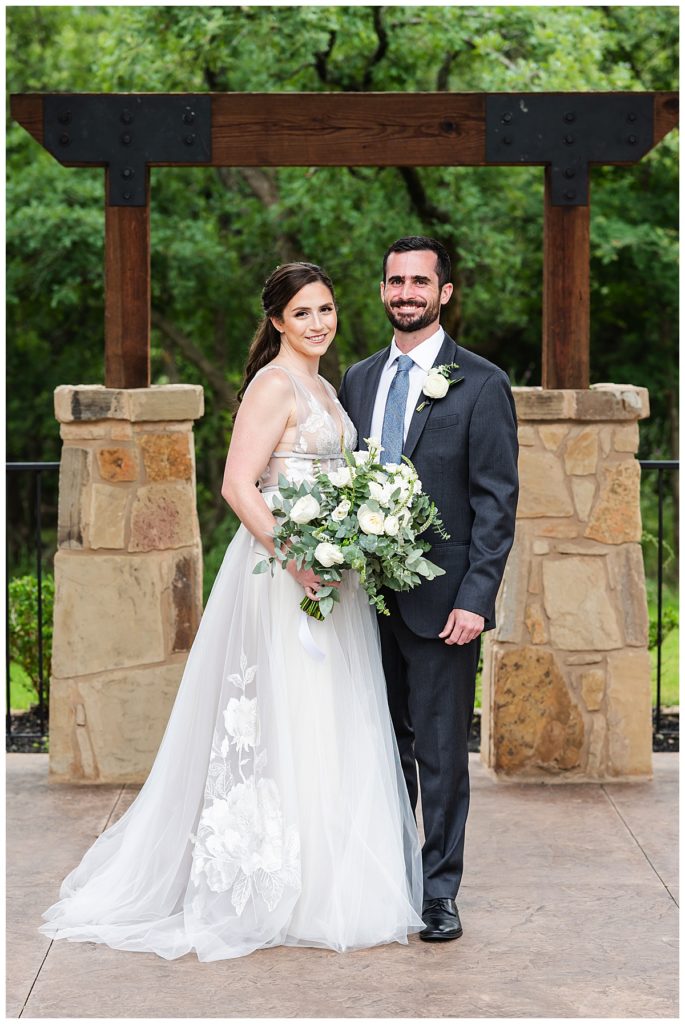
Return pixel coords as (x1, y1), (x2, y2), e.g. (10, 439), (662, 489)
(482, 384), (652, 782)
(50, 385), (205, 783)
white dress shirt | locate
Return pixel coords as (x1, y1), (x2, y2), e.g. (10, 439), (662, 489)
(370, 326), (445, 444)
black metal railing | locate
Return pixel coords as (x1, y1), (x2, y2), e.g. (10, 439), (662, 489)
(639, 460), (679, 737)
(5, 458), (679, 748)
(6, 462), (59, 748)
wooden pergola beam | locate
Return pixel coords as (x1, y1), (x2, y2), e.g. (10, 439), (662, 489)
(10, 91), (679, 391)
(10, 91), (677, 166)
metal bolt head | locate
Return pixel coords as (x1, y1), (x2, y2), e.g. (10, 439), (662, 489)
(627, 134), (638, 145)
(183, 108), (196, 125)
(501, 112), (513, 125)
(58, 133), (70, 146)
(627, 111), (637, 123)
(564, 189), (577, 201)
(563, 134), (575, 145)
(121, 167), (135, 180)
(121, 132), (132, 145)
(120, 109), (134, 125)
(57, 110), (71, 125)
(122, 191), (132, 201)
(502, 135), (513, 145)
(564, 167), (576, 179)
(563, 112), (576, 123)
(184, 133), (196, 146)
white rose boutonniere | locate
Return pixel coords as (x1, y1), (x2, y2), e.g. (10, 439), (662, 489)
(423, 370), (450, 400)
(416, 363), (464, 412)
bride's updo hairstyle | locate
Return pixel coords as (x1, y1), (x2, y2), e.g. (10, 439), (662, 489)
(237, 262), (336, 405)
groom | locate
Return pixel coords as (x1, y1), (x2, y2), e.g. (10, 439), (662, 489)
(339, 236), (519, 942)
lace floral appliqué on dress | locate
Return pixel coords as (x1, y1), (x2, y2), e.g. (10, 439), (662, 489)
(191, 653), (301, 917)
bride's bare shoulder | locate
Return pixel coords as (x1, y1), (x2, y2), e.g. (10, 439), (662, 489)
(244, 365), (294, 401)
(237, 366), (295, 430)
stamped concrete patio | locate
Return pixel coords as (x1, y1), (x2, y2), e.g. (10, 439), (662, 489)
(7, 752), (678, 1019)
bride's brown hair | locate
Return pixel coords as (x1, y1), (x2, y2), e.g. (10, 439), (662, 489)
(237, 262), (336, 405)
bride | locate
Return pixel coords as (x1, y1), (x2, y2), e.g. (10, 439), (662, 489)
(40, 262), (424, 961)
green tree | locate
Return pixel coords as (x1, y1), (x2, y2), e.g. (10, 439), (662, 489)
(7, 6), (678, 593)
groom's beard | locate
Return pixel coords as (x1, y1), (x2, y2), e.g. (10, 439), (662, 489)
(383, 295), (441, 334)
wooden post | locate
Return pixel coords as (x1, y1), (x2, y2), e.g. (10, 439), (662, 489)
(104, 167), (150, 388)
(542, 167), (590, 389)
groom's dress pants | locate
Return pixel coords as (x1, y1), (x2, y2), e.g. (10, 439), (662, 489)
(379, 591), (480, 899)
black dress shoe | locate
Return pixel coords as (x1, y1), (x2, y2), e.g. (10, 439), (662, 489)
(419, 897), (463, 941)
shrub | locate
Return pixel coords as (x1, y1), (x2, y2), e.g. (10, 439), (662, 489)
(8, 574), (54, 701)
(649, 603), (678, 650)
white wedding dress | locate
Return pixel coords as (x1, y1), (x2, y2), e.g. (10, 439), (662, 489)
(40, 364), (424, 961)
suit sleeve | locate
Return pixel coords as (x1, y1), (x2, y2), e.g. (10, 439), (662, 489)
(454, 371), (519, 627)
(338, 367), (350, 411)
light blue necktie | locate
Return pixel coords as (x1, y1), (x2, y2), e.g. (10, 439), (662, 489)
(380, 354), (414, 465)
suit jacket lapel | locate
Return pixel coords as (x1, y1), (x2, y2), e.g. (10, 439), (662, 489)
(403, 334), (459, 461)
(357, 346), (389, 448)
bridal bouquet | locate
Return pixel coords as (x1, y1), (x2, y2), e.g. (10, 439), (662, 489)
(254, 437), (448, 620)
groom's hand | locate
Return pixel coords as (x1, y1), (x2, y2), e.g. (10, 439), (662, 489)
(439, 609), (485, 646)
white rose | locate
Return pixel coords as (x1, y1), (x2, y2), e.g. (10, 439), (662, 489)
(399, 507), (411, 526)
(357, 504), (385, 535)
(368, 480), (393, 506)
(423, 371), (450, 399)
(327, 466), (355, 487)
(331, 499), (351, 522)
(315, 541), (345, 567)
(289, 494), (321, 523)
(364, 436), (383, 452)
(353, 450), (371, 465)
(384, 515), (400, 536)
(223, 696), (260, 752)
(414, 478), (423, 495)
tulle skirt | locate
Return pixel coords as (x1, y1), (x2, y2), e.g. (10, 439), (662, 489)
(39, 500), (424, 961)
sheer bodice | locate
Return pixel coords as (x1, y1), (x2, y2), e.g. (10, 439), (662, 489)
(250, 365), (357, 491)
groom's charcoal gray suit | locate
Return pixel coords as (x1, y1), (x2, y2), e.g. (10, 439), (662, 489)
(339, 332), (519, 897)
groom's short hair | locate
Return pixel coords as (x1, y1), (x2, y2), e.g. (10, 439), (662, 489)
(382, 236), (451, 290)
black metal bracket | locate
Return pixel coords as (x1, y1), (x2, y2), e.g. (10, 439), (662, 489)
(44, 94), (212, 206)
(485, 94), (654, 206)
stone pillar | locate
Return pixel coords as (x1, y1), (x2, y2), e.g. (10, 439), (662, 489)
(50, 384), (205, 783)
(482, 384), (652, 782)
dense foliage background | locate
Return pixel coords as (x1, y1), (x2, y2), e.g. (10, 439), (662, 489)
(6, 6), (678, 613)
